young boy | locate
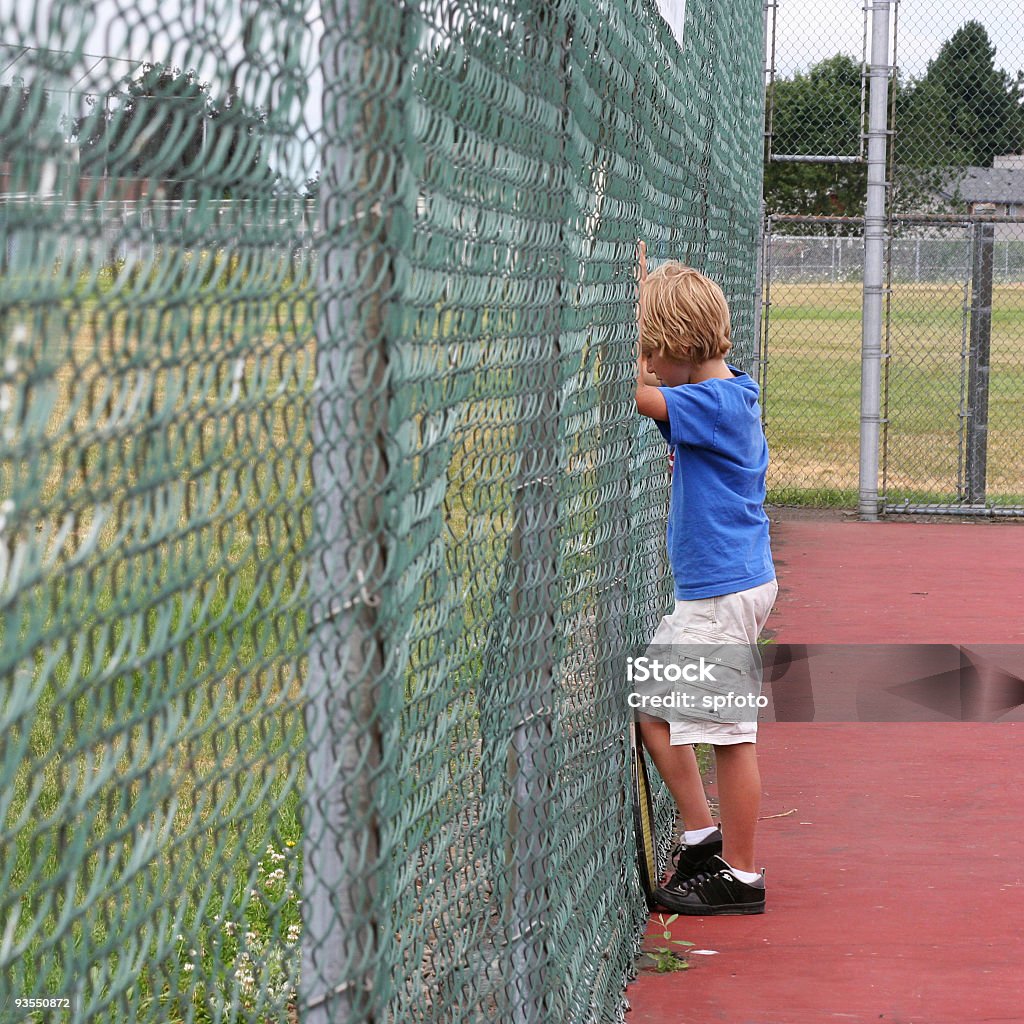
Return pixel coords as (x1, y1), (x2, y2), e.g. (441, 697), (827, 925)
(634, 242), (777, 915)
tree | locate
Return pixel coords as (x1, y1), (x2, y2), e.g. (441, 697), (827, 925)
(74, 64), (274, 199)
(764, 26), (1024, 222)
(0, 79), (65, 161)
(763, 55), (867, 226)
(895, 21), (1024, 172)
(0, 79), (62, 148)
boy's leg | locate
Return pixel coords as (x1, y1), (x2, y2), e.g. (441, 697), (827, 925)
(637, 718), (714, 830)
(654, 738), (766, 916)
(713, 741), (761, 873)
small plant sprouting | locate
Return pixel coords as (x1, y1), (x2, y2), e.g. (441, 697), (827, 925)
(647, 913), (694, 973)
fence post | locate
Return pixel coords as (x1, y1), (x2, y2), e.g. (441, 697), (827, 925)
(758, 216), (774, 404)
(502, 8), (572, 1019)
(505, 412), (559, 1024)
(858, 0), (891, 520)
(966, 218), (995, 505)
(754, 200), (767, 367)
(301, 3), (410, 1020)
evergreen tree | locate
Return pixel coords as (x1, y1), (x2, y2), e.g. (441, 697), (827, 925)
(896, 21), (1024, 171)
(765, 25), (1024, 221)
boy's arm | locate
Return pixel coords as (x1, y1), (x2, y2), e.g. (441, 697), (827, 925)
(635, 373), (668, 421)
(634, 238), (668, 421)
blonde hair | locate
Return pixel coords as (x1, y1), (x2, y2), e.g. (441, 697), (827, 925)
(641, 262), (732, 364)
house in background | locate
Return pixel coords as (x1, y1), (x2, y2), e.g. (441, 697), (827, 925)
(0, 162), (157, 202)
(939, 155), (1024, 240)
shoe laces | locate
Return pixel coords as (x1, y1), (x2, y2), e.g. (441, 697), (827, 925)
(680, 867), (715, 893)
(665, 858), (715, 891)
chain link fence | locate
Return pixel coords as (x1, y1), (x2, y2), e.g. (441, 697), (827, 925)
(0, 199), (318, 273)
(763, 0), (1024, 512)
(1, 2), (765, 1022)
(766, 232), (1024, 284)
(761, 220), (863, 504)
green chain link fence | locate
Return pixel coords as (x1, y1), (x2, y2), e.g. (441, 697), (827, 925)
(1, 2), (764, 1021)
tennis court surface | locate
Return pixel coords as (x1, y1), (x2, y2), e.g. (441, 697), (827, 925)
(627, 513), (1024, 1023)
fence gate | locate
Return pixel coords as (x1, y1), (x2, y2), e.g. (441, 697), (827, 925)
(762, 0), (1024, 516)
(761, 218), (1024, 515)
(881, 218), (1024, 514)
(759, 219), (865, 507)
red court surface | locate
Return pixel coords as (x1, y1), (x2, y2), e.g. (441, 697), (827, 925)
(627, 517), (1024, 1024)
(766, 518), (1024, 644)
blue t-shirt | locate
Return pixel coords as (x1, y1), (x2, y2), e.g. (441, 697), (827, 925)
(654, 367), (775, 600)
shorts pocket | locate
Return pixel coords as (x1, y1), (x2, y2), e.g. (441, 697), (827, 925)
(680, 596), (718, 630)
(754, 580), (779, 629)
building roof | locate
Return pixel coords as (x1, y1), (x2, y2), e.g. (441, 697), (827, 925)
(939, 165), (1024, 205)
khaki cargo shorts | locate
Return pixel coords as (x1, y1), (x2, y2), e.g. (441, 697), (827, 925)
(645, 579), (779, 746)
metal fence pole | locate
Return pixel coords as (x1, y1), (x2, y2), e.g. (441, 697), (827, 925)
(503, 8), (570, 1018)
(302, 3), (409, 1019)
(966, 218), (995, 505)
(754, 200), (767, 367)
(505, 417), (559, 1024)
(859, 0), (891, 521)
(756, 0), (773, 344)
(759, 215), (774, 405)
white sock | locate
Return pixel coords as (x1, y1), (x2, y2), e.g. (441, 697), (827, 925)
(722, 863), (763, 886)
(682, 826), (719, 845)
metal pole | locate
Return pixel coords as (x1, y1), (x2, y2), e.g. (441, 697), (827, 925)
(966, 219), (995, 505)
(504, 8), (568, 1019)
(858, 0), (891, 521)
(763, 0), (777, 161)
(754, 5), (771, 360)
(754, 199), (767, 371)
(302, 3), (409, 1019)
(506, 470), (558, 1024)
(759, 214), (774, 405)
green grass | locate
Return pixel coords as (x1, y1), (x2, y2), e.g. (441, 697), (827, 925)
(763, 282), (1024, 507)
(2, 257), (315, 1021)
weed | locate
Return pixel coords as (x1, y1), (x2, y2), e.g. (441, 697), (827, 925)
(645, 913), (694, 973)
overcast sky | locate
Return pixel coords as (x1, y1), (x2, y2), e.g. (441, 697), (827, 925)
(9, 0), (1024, 90)
(773, 0), (1024, 79)
(0, 0), (322, 182)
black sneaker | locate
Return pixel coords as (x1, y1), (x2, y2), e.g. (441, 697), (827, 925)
(663, 827), (723, 887)
(655, 855), (766, 916)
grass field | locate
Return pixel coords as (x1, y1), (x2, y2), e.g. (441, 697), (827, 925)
(763, 281), (1024, 507)
(2, 258), (314, 1021)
